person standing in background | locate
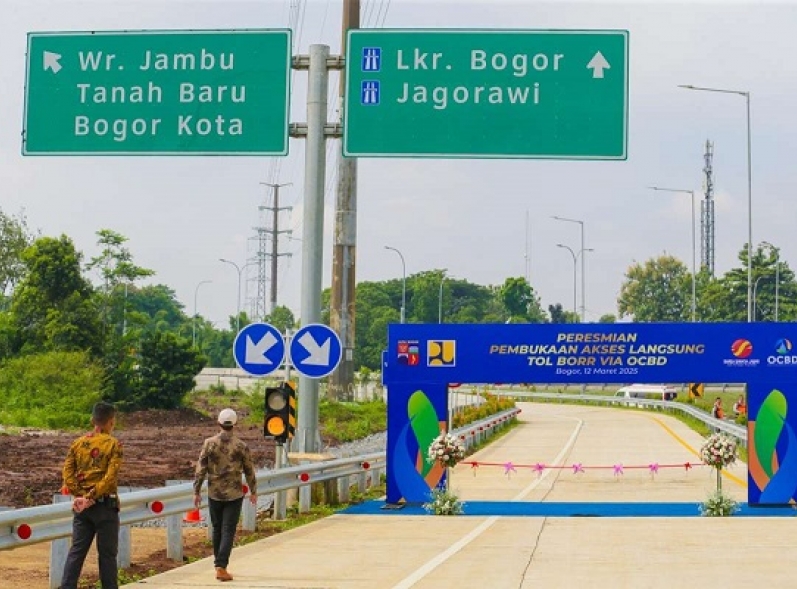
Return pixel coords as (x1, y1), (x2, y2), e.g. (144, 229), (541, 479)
(733, 395), (747, 417)
(60, 401), (123, 589)
(193, 408), (258, 582)
(711, 397), (725, 420)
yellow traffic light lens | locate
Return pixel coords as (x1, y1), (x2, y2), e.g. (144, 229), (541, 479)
(266, 416), (286, 436)
(267, 392), (287, 411)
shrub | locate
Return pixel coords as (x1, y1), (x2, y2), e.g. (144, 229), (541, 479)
(0, 351), (103, 429)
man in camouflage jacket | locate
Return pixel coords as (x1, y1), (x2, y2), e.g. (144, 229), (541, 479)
(193, 408), (258, 582)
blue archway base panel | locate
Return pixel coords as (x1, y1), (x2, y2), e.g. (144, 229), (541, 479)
(342, 500), (797, 517)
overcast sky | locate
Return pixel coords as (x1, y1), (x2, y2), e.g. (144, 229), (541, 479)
(3, 0), (796, 328)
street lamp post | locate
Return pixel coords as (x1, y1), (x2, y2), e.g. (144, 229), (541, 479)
(556, 244), (578, 316)
(193, 280), (212, 347)
(219, 259), (256, 333)
(679, 84), (752, 322)
(753, 275), (765, 322)
(557, 244), (594, 318)
(552, 216), (587, 321)
(649, 186), (697, 322)
(760, 242), (781, 322)
(776, 261), (780, 321)
(384, 246), (406, 323)
(438, 275), (445, 324)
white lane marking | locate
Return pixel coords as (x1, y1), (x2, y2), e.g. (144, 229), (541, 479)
(390, 415), (584, 589)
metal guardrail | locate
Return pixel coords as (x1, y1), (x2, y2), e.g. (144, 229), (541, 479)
(0, 407), (521, 556)
(517, 392), (747, 445)
(0, 451), (386, 551)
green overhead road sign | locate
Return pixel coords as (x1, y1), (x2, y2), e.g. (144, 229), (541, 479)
(344, 29), (629, 159)
(23, 29), (291, 155)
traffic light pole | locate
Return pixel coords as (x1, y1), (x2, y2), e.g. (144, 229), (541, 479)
(272, 443), (288, 520)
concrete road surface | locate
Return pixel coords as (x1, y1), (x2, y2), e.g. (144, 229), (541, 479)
(138, 402), (796, 589)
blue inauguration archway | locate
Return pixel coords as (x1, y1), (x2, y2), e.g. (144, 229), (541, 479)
(382, 322), (797, 506)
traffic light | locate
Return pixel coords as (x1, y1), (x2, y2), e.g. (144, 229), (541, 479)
(264, 382), (296, 444)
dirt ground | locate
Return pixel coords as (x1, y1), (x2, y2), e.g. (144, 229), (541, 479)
(0, 407), (278, 509)
(0, 405), (288, 588)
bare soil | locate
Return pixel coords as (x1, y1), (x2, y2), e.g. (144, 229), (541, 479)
(0, 404), (298, 588)
(0, 407), (277, 508)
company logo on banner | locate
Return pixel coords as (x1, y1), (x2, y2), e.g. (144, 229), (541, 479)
(428, 340), (456, 367)
(397, 340), (420, 366)
(724, 338), (760, 368)
(767, 338), (797, 366)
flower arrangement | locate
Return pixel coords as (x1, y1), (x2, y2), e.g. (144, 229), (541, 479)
(699, 489), (739, 517)
(427, 432), (466, 469)
(423, 486), (464, 516)
(699, 433), (738, 470)
(698, 432), (739, 516)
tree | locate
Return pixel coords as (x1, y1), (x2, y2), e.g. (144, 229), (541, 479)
(617, 255), (690, 322)
(697, 242), (797, 322)
(127, 284), (189, 333)
(408, 270), (446, 323)
(598, 313), (617, 323)
(751, 247), (797, 321)
(0, 208), (36, 300)
(133, 331), (206, 410)
(265, 305), (296, 334)
(354, 282), (396, 371)
(446, 280), (502, 323)
(498, 277), (546, 323)
(10, 235), (102, 355)
(548, 303), (579, 324)
(86, 229), (154, 339)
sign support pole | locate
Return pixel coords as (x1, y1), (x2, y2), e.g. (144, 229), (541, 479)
(295, 44), (330, 453)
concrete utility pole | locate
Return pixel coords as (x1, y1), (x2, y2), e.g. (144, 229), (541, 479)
(329, 0), (360, 402)
(294, 44), (332, 453)
(259, 182), (293, 315)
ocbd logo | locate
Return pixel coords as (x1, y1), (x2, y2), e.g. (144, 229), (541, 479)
(768, 338), (797, 366)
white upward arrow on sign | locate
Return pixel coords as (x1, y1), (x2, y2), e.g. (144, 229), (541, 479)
(245, 332), (279, 364)
(297, 332), (331, 366)
(43, 51), (62, 73)
(587, 51), (610, 79)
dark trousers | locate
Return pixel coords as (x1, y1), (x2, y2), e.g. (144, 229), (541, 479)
(61, 502), (119, 589)
(208, 497), (243, 569)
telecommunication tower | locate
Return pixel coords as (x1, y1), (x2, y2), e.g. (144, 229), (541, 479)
(701, 140), (716, 276)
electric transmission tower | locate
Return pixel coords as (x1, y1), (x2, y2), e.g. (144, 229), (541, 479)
(246, 183), (292, 321)
(701, 140), (716, 276)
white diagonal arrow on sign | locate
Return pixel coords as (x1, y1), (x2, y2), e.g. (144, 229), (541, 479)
(587, 51), (610, 79)
(245, 331), (279, 364)
(43, 51), (62, 74)
(297, 332), (331, 366)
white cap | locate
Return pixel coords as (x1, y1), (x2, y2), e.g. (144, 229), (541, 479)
(218, 408), (238, 426)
